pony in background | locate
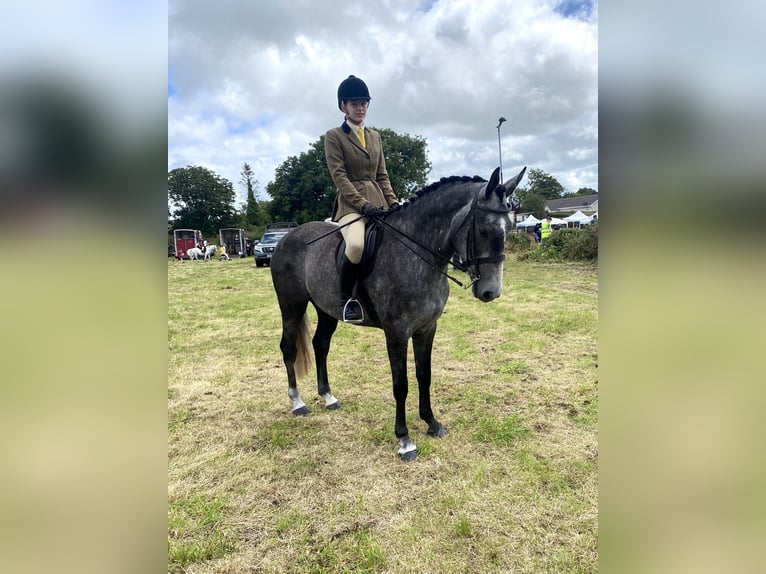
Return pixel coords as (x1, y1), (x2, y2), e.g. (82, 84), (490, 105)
(203, 245), (217, 260)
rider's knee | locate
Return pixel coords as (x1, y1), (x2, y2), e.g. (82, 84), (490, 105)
(345, 244), (363, 265)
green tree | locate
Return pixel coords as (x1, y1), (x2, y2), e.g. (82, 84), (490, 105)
(240, 162), (265, 227)
(376, 128), (431, 198)
(266, 129), (431, 223)
(527, 168), (565, 200)
(267, 138), (334, 223)
(521, 192), (547, 219)
(168, 165), (236, 236)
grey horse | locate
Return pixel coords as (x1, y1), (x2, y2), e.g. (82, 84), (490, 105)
(270, 166), (526, 460)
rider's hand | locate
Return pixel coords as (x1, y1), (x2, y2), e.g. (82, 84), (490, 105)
(362, 203), (386, 220)
(387, 202), (401, 213)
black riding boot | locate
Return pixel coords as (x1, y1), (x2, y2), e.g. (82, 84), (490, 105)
(339, 255), (363, 323)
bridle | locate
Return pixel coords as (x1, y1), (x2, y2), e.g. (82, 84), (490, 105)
(375, 191), (512, 289)
(450, 193), (511, 284)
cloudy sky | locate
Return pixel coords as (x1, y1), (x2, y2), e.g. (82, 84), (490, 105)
(169, 0), (597, 206)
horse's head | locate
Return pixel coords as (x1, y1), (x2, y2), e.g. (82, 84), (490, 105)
(450, 166), (526, 302)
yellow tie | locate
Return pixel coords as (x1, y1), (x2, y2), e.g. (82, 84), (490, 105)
(357, 127), (366, 149)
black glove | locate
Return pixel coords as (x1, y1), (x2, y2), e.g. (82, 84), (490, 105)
(362, 203), (386, 219)
(387, 202), (401, 213)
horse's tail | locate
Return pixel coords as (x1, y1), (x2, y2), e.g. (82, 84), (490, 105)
(294, 312), (314, 381)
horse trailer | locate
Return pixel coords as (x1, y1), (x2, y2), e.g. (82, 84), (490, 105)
(173, 229), (202, 259)
(219, 228), (248, 257)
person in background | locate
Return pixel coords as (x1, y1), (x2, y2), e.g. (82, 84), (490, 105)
(541, 216), (552, 243)
(219, 242), (230, 261)
(324, 74), (400, 323)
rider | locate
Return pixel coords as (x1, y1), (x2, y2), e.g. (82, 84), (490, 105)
(324, 75), (400, 323)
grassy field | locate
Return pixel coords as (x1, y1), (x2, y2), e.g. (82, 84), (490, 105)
(168, 254), (598, 573)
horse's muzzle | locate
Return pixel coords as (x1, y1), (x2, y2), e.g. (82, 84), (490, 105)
(473, 283), (502, 302)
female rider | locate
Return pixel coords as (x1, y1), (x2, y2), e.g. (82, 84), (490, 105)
(324, 75), (400, 323)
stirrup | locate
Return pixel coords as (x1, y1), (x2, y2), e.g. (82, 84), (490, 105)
(342, 299), (364, 324)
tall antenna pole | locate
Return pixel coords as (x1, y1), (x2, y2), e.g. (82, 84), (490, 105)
(496, 117), (506, 183)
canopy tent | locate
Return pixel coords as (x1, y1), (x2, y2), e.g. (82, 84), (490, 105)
(516, 214), (541, 228)
(550, 217), (567, 226)
(563, 210), (590, 223)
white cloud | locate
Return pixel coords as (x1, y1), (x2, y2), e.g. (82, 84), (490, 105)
(169, 0), (598, 205)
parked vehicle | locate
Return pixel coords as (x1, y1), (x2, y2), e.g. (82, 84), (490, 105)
(253, 231), (289, 267)
(218, 228), (248, 258)
(253, 223), (297, 267)
(173, 229), (202, 259)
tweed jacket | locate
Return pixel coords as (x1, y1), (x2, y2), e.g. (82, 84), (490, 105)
(325, 121), (398, 221)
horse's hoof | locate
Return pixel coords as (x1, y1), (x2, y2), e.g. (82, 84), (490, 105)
(292, 406), (311, 417)
(325, 400), (341, 410)
(427, 424), (449, 438)
(399, 449), (418, 462)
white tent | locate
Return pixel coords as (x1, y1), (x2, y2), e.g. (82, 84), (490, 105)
(550, 217), (567, 226)
(516, 214), (541, 228)
(563, 210), (590, 223)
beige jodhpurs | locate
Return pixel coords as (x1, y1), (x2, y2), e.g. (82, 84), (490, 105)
(337, 213), (368, 264)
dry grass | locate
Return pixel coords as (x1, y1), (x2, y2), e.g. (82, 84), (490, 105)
(168, 255), (598, 573)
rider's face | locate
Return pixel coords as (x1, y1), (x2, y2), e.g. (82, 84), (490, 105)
(342, 99), (369, 124)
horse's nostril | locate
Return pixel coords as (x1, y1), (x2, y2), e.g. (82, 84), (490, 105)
(480, 289), (502, 302)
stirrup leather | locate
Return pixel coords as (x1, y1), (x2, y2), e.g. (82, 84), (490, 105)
(342, 298), (364, 324)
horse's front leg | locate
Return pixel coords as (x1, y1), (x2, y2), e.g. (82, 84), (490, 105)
(385, 333), (417, 461)
(413, 325), (448, 438)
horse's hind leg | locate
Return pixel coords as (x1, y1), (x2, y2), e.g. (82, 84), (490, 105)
(279, 302), (311, 416)
(413, 325), (448, 438)
(313, 307), (340, 410)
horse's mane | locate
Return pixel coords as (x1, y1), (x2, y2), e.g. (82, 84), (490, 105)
(404, 175), (487, 208)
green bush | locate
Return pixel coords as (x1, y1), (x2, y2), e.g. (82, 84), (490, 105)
(518, 225), (598, 262)
(506, 231), (536, 253)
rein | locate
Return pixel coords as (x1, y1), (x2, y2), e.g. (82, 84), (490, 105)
(373, 216), (471, 288)
(376, 193), (511, 289)
(306, 191), (510, 289)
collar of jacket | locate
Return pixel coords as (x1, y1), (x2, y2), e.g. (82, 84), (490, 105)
(341, 121), (365, 134)
(341, 121), (368, 154)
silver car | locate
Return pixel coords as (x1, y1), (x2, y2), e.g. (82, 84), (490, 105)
(253, 231), (289, 267)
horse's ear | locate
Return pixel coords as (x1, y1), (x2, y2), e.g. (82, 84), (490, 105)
(496, 167), (526, 210)
(503, 166), (527, 195)
(484, 167), (501, 200)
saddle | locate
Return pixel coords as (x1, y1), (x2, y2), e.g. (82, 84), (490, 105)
(335, 222), (383, 325)
(335, 221), (383, 278)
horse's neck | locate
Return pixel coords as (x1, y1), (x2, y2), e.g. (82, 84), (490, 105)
(397, 188), (473, 251)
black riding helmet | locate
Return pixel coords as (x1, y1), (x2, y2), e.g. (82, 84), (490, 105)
(337, 75), (371, 110)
